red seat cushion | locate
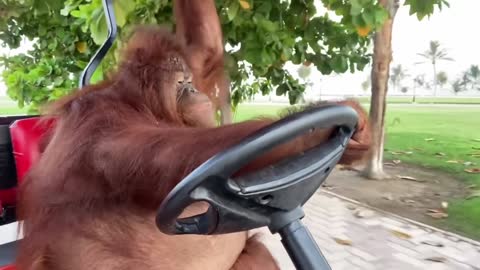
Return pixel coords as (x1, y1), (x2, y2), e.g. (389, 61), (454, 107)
(9, 118), (54, 184)
(0, 118), (55, 206)
(0, 265), (15, 270)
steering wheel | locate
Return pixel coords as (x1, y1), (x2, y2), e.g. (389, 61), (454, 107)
(156, 104), (359, 270)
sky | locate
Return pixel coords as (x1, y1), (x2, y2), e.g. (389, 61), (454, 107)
(1, 0), (480, 98)
(391, 0), (480, 86)
(287, 0), (480, 99)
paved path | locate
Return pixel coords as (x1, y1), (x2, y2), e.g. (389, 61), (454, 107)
(2, 191), (479, 269)
(258, 191), (480, 270)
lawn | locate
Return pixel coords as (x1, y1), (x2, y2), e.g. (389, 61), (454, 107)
(381, 106), (480, 237)
(0, 106), (28, 115)
(234, 103), (480, 238)
(355, 96), (480, 104)
(0, 97), (28, 116)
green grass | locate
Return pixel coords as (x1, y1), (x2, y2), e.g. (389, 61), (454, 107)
(0, 106), (28, 115)
(235, 104), (480, 239)
(445, 198), (480, 239)
(233, 104), (286, 121)
(355, 96), (480, 104)
(0, 97), (28, 115)
(382, 106), (480, 238)
(383, 106), (479, 183)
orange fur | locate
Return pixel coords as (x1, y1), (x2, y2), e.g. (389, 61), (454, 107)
(16, 27), (370, 270)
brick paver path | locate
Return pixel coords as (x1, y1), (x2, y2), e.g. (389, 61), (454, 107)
(2, 191), (479, 269)
(257, 191), (480, 270)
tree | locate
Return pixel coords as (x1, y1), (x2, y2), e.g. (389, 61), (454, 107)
(363, 0), (449, 180)
(297, 65), (312, 81)
(436, 71), (448, 89)
(297, 64), (312, 103)
(451, 65), (480, 94)
(465, 65), (480, 90)
(416, 40), (453, 96)
(412, 74), (426, 102)
(361, 76), (371, 93)
(451, 79), (466, 95)
(0, 0), (390, 112)
(390, 64), (408, 92)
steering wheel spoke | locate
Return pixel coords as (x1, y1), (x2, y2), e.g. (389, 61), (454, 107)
(173, 183), (272, 235)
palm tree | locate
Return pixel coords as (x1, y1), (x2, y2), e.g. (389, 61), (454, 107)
(416, 40), (453, 96)
(452, 79), (466, 95)
(390, 64), (408, 92)
(465, 65), (480, 90)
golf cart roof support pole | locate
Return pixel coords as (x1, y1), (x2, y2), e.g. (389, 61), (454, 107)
(78, 0), (117, 88)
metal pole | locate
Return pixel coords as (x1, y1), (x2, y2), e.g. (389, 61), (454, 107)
(279, 220), (332, 270)
(78, 0), (117, 88)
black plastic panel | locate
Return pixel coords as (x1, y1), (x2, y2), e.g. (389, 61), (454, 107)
(0, 124), (16, 189)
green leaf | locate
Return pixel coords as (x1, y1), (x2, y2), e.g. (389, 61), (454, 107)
(113, 0), (135, 27)
(54, 77), (64, 86)
(245, 48), (261, 64)
(350, 0), (363, 16)
(227, 1), (240, 21)
(352, 14), (366, 27)
(70, 10), (82, 18)
(256, 1), (272, 14)
(276, 83), (289, 96)
(404, 0), (444, 21)
(90, 9), (108, 45)
(361, 11), (374, 26)
(61, 0), (83, 16)
(271, 69), (285, 85)
(258, 18), (278, 32)
(374, 8), (389, 25)
(260, 82), (271, 95)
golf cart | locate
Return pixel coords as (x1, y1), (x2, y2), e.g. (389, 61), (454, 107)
(0, 1), (360, 269)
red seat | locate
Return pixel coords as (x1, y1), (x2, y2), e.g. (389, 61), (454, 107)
(0, 117), (54, 270)
(0, 189), (15, 208)
(10, 117), (54, 184)
(0, 118), (53, 206)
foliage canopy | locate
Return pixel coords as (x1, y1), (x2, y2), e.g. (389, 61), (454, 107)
(0, 0), (448, 112)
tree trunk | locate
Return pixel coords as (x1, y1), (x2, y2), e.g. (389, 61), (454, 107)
(432, 62), (437, 97)
(363, 0), (398, 180)
(412, 86), (416, 103)
(219, 87), (233, 124)
(220, 106), (233, 124)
